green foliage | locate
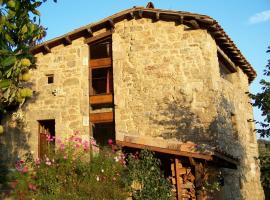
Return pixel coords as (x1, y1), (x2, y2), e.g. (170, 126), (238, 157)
(0, 0), (54, 115)
(250, 46), (270, 137)
(260, 151), (270, 189)
(9, 135), (127, 200)
(124, 150), (173, 200)
(250, 46), (270, 196)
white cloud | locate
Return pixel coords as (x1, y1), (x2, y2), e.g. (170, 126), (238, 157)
(249, 10), (270, 24)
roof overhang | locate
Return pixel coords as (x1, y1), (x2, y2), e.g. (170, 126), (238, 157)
(31, 6), (256, 82)
(116, 136), (239, 168)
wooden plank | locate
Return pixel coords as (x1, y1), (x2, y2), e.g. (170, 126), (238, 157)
(85, 30), (112, 44)
(90, 58), (112, 69)
(90, 94), (113, 105)
(90, 112), (113, 123)
(175, 158), (182, 200)
(116, 140), (213, 161)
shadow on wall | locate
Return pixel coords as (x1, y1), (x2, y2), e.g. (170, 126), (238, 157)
(149, 94), (247, 199)
(0, 92), (39, 196)
(149, 95), (240, 153)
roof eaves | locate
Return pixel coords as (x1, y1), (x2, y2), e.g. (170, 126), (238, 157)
(31, 6), (256, 82)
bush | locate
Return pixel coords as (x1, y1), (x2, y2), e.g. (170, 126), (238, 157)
(9, 133), (173, 200)
(124, 150), (173, 200)
(9, 133), (127, 200)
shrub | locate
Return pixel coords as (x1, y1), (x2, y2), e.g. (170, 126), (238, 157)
(9, 133), (127, 200)
(124, 150), (173, 200)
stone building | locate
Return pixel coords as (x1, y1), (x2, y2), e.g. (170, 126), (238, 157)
(1, 3), (264, 200)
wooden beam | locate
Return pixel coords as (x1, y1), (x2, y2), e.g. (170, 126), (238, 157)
(129, 12), (135, 19)
(90, 112), (114, 123)
(44, 45), (51, 54)
(90, 94), (113, 105)
(155, 12), (160, 21)
(108, 19), (115, 29)
(64, 36), (72, 45)
(179, 15), (184, 24)
(116, 140), (213, 161)
(86, 27), (93, 37)
(138, 10), (143, 18)
(217, 46), (237, 72)
(85, 30), (112, 44)
(185, 19), (200, 29)
(89, 58), (112, 69)
(175, 158), (182, 200)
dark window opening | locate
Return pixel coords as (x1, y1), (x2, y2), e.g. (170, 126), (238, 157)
(38, 119), (55, 159)
(93, 122), (115, 146)
(92, 68), (113, 95)
(47, 74), (54, 84)
(90, 39), (111, 59)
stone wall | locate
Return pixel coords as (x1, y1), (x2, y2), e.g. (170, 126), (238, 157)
(112, 18), (264, 199)
(5, 37), (90, 160)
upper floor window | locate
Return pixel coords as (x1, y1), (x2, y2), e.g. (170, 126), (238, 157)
(89, 37), (113, 96)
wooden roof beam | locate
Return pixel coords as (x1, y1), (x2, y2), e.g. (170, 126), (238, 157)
(184, 19), (200, 29)
(128, 11), (135, 20)
(155, 12), (160, 21)
(108, 19), (115, 30)
(43, 44), (51, 54)
(85, 30), (112, 44)
(64, 36), (72, 45)
(138, 10), (143, 18)
(86, 27), (93, 37)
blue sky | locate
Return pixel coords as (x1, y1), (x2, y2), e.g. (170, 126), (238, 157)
(39, 0), (270, 133)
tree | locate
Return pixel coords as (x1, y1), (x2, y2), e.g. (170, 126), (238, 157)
(0, 0), (55, 133)
(250, 47), (270, 196)
(250, 46), (270, 138)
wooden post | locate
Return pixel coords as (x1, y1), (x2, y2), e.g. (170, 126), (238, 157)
(175, 158), (182, 200)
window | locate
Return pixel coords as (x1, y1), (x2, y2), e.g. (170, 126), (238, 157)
(92, 68), (113, 95)
(46, 74), (54, 84)
(90, 40), (111, 59)
(90, 37), (113, 96)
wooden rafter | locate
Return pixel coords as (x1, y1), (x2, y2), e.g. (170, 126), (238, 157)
(85, 30), (112, 44)
(64, 36), (72, 45)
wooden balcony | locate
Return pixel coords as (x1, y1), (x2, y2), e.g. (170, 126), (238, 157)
(90, 112), (114, 123)
(90, 94), (113, 105)
(90, 58), (111, 69)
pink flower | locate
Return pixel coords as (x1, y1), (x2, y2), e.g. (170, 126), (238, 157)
(90, 138), (96, 145)
(56, 138), (62, 144)
(60, 144), (65, 150)
(74, 137), (82, 143)
(28, 183), (37, 191)
(108, 139), (113, 145)
(10, 180), (18, 189)
(35, 158), (40, 165)
(63, 155), (67, 160)
(45, 161), (51, 166)
(22, 166), (28, 174)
